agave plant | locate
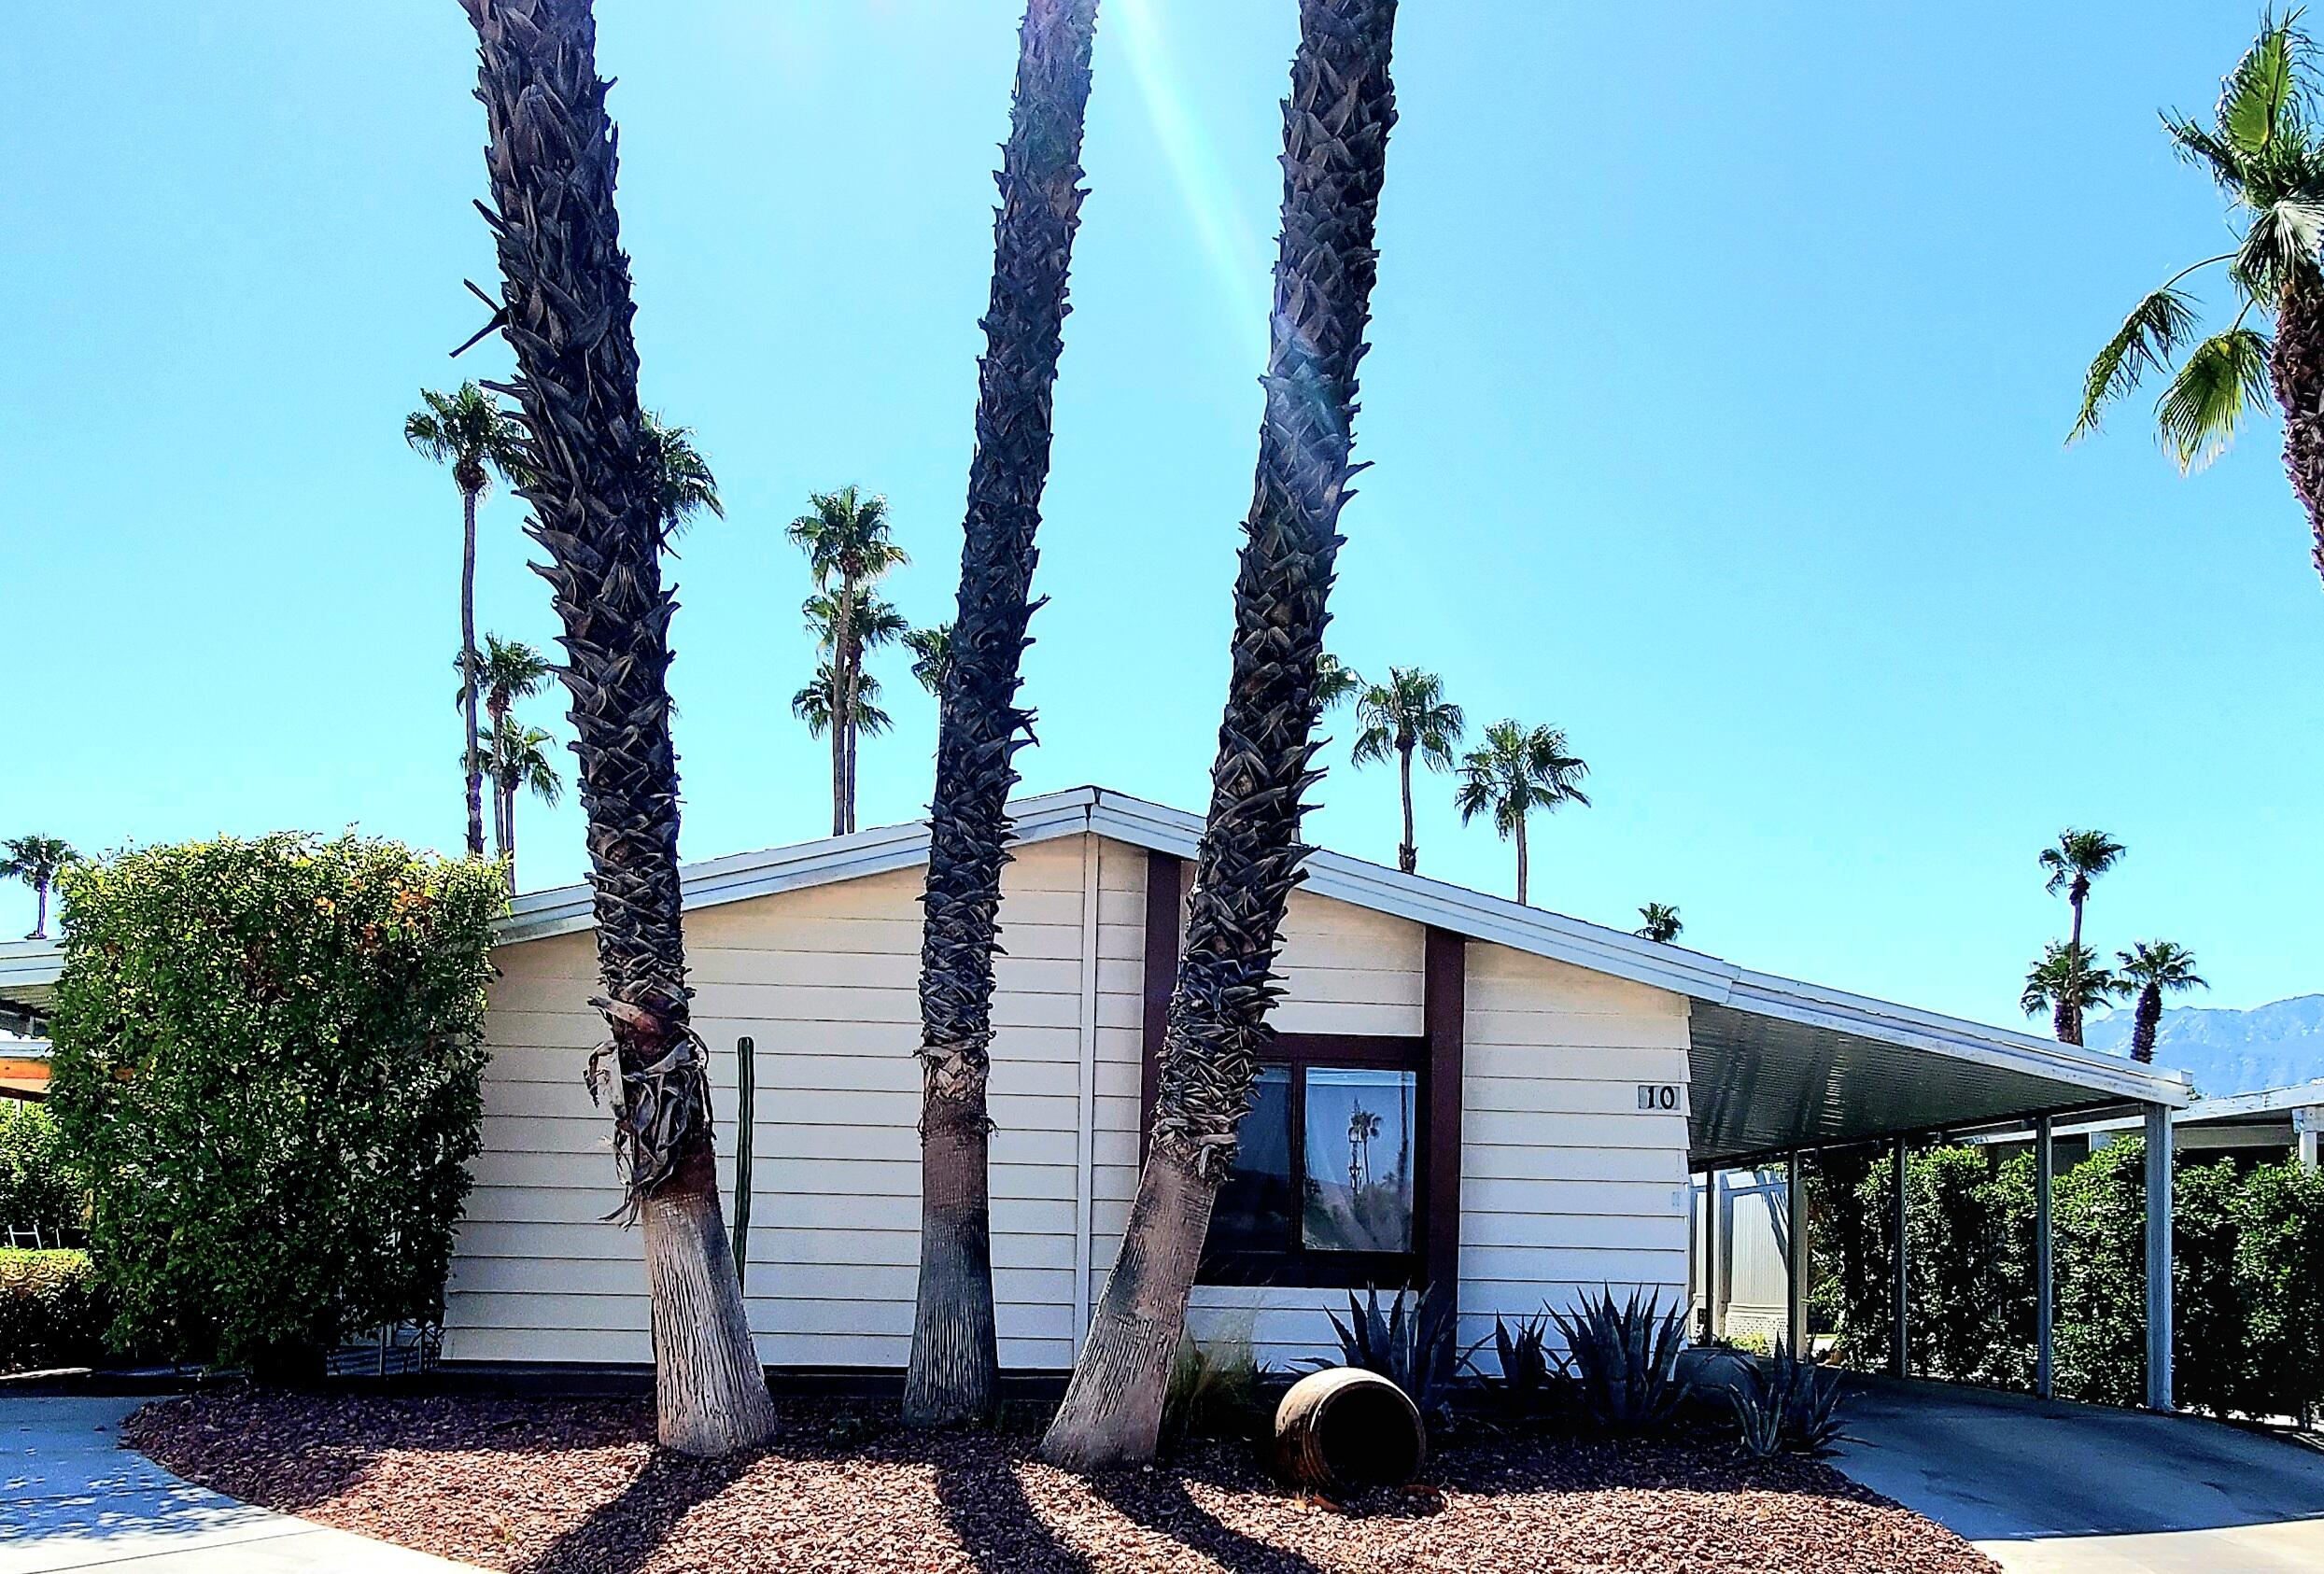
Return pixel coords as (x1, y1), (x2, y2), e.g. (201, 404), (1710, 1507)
(1549, 1286), (1692, 1437)
(1725, 1342), (1847, 1459)
(1486, 1310), (1568, 1417)
(1305, 1284), (1466, 1422)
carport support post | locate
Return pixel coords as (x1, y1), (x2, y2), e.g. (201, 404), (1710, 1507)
(1704, 1168), (1725, 1341)
(1890, 1136), (1908, 1378)
(2035, 1114), (2054, 1400)
(2144, 1103), (2174, 1413)
(1786, 1151), (1809, 1356)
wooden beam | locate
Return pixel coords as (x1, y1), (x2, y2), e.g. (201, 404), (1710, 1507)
(1136, 850), (1183, 1160)
(1423, 927), (1465, 1296)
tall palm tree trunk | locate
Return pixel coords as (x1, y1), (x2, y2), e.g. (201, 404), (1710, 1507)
(907, 0), (1102, 1428)
(841, 581), (868, 836)
(2272, 276), (2324, 588)
(463, 0), (774, 1456)
(1395, 740), (1416, 873)
(1514, 810), (1529, 906)
(2131, 982), (2162, 1063)
(32, 880), (49, 940)
(1041, 0), (1399, 1470)
(2058, 887), (2086, 1043)
(460, 489), (486, 858)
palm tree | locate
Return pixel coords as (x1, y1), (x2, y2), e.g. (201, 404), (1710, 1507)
(791, 662), (894, 745)
(405, 382), (525, 859)
(487, 716), (564, 890)
(2115, 940), (2208, 1063)
(1349, 667), (1463, 874)
(2022, 942), (2119, 1047)
(2074, 14), (2324, 590)
(1043, 0), (1401, 1470)
(1454, 721), (1592, 906)
(789, 486), (908, 835)
(908, 0), (1103, 1427)
(904, 623), (953, 700)
(464, 634), (556, 876)
(637, 413), (723, 544)
(462, 0), (773, 1455)
(2039, 828), (2127, 952)
(1637, 903), (1683, 943)
(1, 836), (77, 940)
(1313, 653), (1362, 713)
(802, 587), (907, 830)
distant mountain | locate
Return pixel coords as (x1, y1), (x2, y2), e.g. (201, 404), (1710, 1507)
(2082, 994), (2324, 1097)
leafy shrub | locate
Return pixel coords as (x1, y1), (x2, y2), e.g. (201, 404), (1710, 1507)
(48, 835), (505, 1370)
(1812, 1136), (2324, 1419)
(0, 1101), (80, 1246)
(1308, 1284), (1464, 1422)
(1550, 1286), (1692, 1437)
(0, 1248), (110, 1371)
(1725, 1342), (1846, 1458)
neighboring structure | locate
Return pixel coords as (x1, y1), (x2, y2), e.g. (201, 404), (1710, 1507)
(0, 787), (2193, 1398)
(1976, 1079), (2324, 1171)
(0, 1037), (49, 1102)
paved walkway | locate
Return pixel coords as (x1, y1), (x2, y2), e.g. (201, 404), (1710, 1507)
(0, 1396), (482, 1573)
(1830, 1376), (2324, 1572)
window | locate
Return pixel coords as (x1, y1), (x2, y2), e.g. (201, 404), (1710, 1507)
(1199, 1035), (1429, 1287)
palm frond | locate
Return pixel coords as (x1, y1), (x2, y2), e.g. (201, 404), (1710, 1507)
(2155, 327), (2274, 471)
(2073, 288), (2201, 442)
(2236, 194), (2324, 296)
(2219, 12), (2309, 159)
(2163, 111), (2248, 188)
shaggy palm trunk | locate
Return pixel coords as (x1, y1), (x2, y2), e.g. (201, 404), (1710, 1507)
(831, 583), (855, 836)
(2057, 890), (2086, 1045)
(31, 881), (49, 940)
(460, 489), (486, 858)
(1514, 811), (1529, 906)
(2131, 982), (2162, 1064)
(1395, 741), (1416, 873)
(2271, 274), (2324, 590)
(907, 0), (1102, 1428)
(1041, 0), (1399, 1470)
(464, 0), (774, 1456)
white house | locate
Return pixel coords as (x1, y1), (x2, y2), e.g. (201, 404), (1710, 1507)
(430, 787), (2190, 1379)
(0, 786), (2191, 1390)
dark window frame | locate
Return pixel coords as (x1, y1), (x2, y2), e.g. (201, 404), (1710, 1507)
(1198, 1032), (1430, 1287)
(1136, 850), (1468, 1295)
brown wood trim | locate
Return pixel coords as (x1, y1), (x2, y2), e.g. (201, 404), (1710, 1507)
(1137, 850), (1184, 1162)
(1423, 926), (1466, 1298)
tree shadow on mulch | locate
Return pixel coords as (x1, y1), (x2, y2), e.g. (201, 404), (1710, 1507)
(931, 1448), (1094, 1574)
(512, 1448), (754, 1574)
(1086, 1464), (1334, 1574)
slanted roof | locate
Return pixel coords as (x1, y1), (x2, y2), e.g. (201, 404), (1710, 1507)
(0, 785), (2190, 1161)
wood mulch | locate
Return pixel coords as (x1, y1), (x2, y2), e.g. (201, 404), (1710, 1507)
(125, 1389), (1996, 1574)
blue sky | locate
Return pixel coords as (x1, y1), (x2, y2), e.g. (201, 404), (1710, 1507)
(4, 2), (2317, 1033)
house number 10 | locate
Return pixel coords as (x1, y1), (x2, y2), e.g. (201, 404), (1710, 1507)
(1636, 1084), (1681, 1112)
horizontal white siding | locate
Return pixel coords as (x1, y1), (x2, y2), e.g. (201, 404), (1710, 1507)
(443, 834), (1110, 1370)
(446, 832), (1695, 1374)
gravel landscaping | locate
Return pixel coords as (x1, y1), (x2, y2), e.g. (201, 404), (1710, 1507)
(126, 1389), (1997, 1574)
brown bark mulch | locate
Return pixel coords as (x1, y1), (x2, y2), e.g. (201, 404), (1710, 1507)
(125, 1389), (1995, 1574)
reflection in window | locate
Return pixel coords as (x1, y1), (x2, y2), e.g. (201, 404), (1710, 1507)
(1301, 1068), (1416, 1254)
(1210, 1064), (1292, 1253)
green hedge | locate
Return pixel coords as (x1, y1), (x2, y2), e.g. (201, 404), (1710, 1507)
(1812, 1139), (2324, 1418)
(0, 1249), (109, 1372)
(0, 1101), (80, 1245)
(48, 835), (505, 1371)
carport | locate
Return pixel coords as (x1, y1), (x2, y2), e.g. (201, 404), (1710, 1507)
(1684, 975), (2191, 1410)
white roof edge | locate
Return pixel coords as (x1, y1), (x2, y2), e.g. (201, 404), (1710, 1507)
(0, 939), (63, 989)
(0, 784), (2196, 1109)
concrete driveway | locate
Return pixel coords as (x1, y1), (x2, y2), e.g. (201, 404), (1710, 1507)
(0, 1395), (479, 1574)
(1831, 1376), (2324, 1573)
